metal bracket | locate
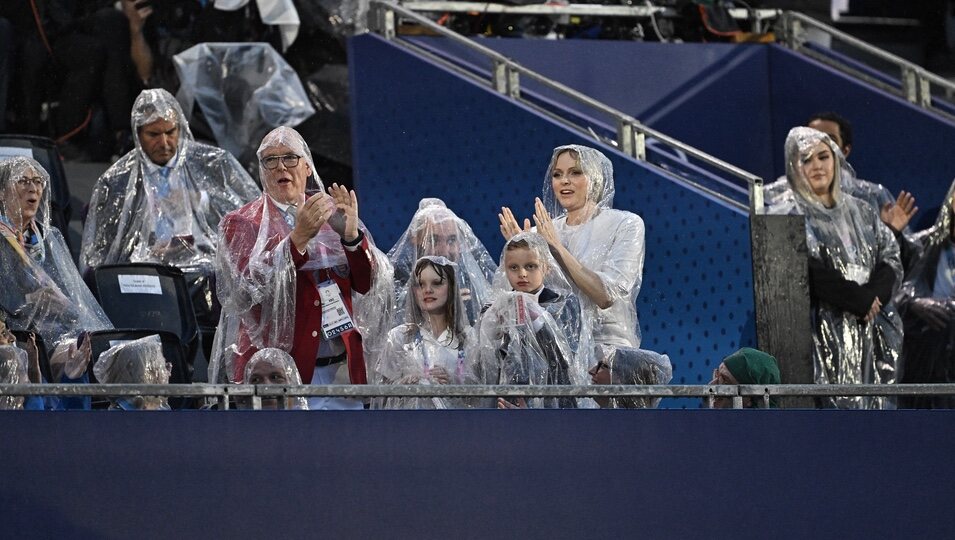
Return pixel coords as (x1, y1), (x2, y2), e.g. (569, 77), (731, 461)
(493, 60), (520, 98)
(616, 120), (646, 161)
(749, 178), (765, 215)
(370, 3), (396, 39)
(902, 67), (932, 107)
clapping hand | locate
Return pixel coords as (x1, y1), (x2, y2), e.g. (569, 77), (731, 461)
(328, 183), (360, 243)
(290, 192), (335, 252)
(533, 197), (561, 249)
(498, 206), (531, 240)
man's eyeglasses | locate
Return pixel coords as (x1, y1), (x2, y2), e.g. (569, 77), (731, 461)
(15, 176), (46, 189)
(261, 154), (301, 170)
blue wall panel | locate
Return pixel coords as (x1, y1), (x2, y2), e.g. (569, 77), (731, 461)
(643, 46), (774, 184)
(419, 37), (955, 215)
(349, 34), (755, 398)
(3, 410), (955, 538)
(471, 39), (752, 118)
(425, 38), (777, 183)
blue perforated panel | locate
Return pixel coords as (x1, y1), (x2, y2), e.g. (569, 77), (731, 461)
(350, 35), (755, 406)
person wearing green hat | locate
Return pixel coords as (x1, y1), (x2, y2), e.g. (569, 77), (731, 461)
(708, 348), (781, 408)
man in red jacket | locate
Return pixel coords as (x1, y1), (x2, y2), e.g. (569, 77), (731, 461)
(211, 126), (376, 410)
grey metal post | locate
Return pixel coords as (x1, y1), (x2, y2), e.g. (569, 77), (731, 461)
(493, 61), (508, 94)
(750, 214), (815, 408)
(783, 14), (802, 49)
(507, 66), (520, 99)
(749, 178), (765, 215)
(617, 120), (634, 158)
(634, 127), (646, 161)
(732, 395), (744, 409)
(903, 67), (919, 105)
(616, 120), (646, 161)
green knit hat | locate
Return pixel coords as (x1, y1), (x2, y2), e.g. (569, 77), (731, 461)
(722, 348), (780, 385)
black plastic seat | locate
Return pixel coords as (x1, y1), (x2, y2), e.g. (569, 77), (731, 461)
(91, 263), (200, 352)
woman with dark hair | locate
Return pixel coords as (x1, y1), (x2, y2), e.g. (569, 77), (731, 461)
(376, 256), (472, 409)
(769, 127), (903, 409)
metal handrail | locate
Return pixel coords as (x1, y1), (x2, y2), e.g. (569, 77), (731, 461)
(5, 383), (955, 410)
(778, 11), (955, 112)
(368, 1), (765, 214)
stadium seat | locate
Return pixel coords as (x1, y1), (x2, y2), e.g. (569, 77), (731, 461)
(91, 263), (201, 369)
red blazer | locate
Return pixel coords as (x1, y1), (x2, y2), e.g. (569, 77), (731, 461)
(222, 197), (373, 384)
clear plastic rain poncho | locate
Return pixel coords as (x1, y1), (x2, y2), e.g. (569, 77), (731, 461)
(388, 198), (497, 327)
(93, 335), (171, 410)
(471, 291), (579, 408)
(80, 89), (261, 277)
(489, 232), (586, 386)
(765, 143), (896, 216)
(600, 347), (672, 409)
(173, 42), (315, 169)
(0, 345), (29, 410)
(241, 348), (308, 410)
(209, 126), (391, 383)
(0, 157), (113, 355)
(542, 145), (645, 359)
(769, 127), (903, 409)
(376, 256), (473, 409)
(894, 178), (955, 403)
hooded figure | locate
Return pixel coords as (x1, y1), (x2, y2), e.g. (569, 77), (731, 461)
(210, 126), (389, 410)
(513, 145), (645, 371)
(489, 232), (586, 387)
(376, 256), (473, 409)
(388, 198), (497, 327)
(764, 113), (899, 228)
(707, 348), (781, 408)
(590, 347), (672, 409)
(722, 348), (781, 385)
(0, 158), (112, 388)
(240, 348), (309, 410)
(765, 150), (895, 215)
(80, 88), (261, 329)
(769, 127), (903, 409)
(93, 335), (171, 410)
(894, 179), (955, 408)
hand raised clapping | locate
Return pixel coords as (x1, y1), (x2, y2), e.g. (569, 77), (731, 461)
(328, 183), (360, 242)
(498, 206), (531, 241)
(290, 192), (335, 252)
